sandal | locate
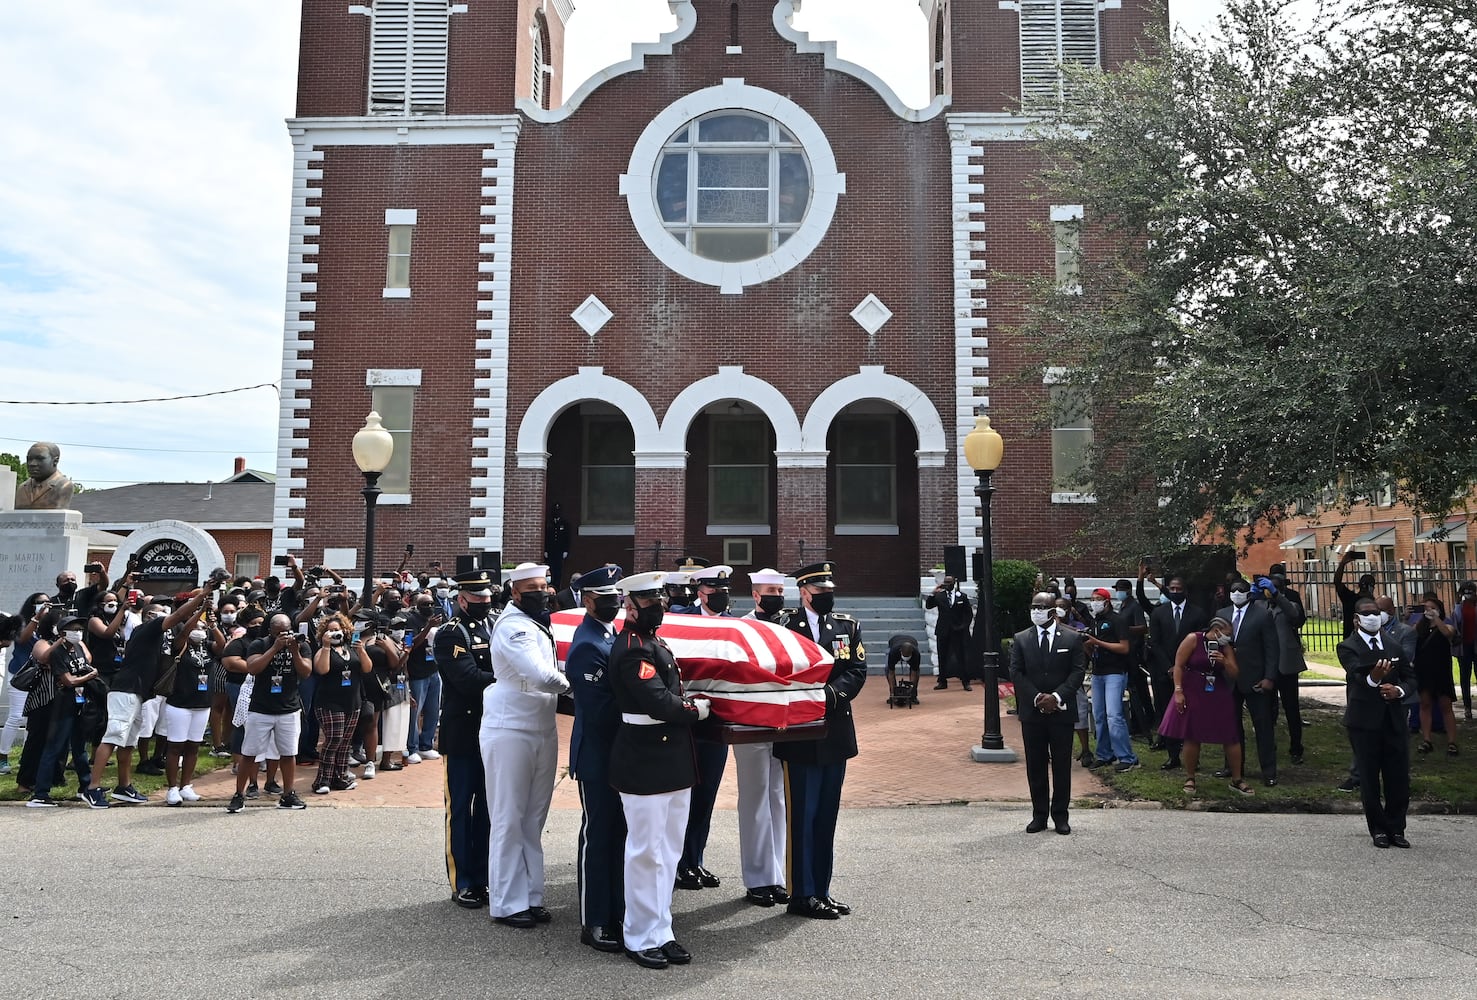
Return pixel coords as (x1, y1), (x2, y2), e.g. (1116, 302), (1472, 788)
(1448, 744), (1460, 757)
(1418, 740), (1434, 754)
(1181, 778), (1197, 794)
(1228, 779), (1255, 796)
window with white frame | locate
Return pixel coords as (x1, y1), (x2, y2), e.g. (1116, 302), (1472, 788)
(234, 552), (261, 579)
(370, 383), (416, 495)
(709, 417), (769, 525)
(582, 417), (635, 527)
(384, 209), (416, 296)
(1045, 369), (1093, 498)
(1051, 204), (1083, 292)
(1016, 0), (1100, 105)
(834, 417), (896, 525)
(369, 0), (451, 116)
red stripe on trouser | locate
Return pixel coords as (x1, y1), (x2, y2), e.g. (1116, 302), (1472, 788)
(314, 709), (351, 788)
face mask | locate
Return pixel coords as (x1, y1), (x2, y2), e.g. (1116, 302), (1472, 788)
(436, 588), (449, 599)
(1166, 591), (1186, 604)
(189, 630), (207, 645)
(1110, 599), (1124, 613)
(391, 629), (406, 642)
(326, 631), (345, 645)
(1054, 607), (1068, 619)
(463, 601), (491, 621)
(1357, 613), (1383, 634)
(705, 591), (730, 614)
(635, 603), (665, 633)
(248, 623), (268, 638)
(758, 594), (785, 615)
(65, 630), (85, 645)
(809, 592), (835, 616)
(103, 603), (119, 614)
(58, 582), (77, 598)
(1088, 600), (1106, 615)
(1063, 589), (1076, 599)
(416, 604), (433, 616)
(382, 597), (403, 610)
(1229, 590), (1250, 607)
(1029, 608), (1052, 626)
(1378, 611), (1391, 626)
(517, 591), (549, 617)
(593, 596), (622, 623)
(220, 613), (237, 625)
(1114, 590), (1129, 601)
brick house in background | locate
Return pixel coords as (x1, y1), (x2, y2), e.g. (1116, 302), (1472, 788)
(274, 0), (1162, 594)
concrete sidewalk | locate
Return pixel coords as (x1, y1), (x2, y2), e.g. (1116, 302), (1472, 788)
(191, 681), (1112, 808)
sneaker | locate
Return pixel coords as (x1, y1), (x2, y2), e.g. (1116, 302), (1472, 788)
(419, 749), (440, 761)
(26, 794), (57, 808)
(211, 746), (232, 759)
(245, 782), (261, 800)
(1113, 760), (1142, 773)
(348, 751), (367, 766)
(313, 784), (331, 795)
(136, 761), (165, 776)
(1335, 777), (1358, 792)
(83, 787), (110, 809)
(179, 785), (201, 803)
(362, 762), (376, 780)
(0, 757), (11, 775)
(406, 752), (423, 764)
(166, 787), (183, 807)
(1086, 757), (1113, 770)
(264, 780), (283, 796)
(279, 790), (308, 810)
(227, 792), (246, 814)
(112, 784), (149, 805)
(330, 778), (358, 791)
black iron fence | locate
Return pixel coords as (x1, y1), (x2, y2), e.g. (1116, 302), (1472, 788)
(1281, 562), (1474, 654)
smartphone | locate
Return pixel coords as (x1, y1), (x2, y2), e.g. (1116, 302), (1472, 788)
(403, 632), (415, 650)
(1347, 550), (1368, 560)
(84, 562), (104, 574)
(405, 543), (415, 555)
(352, 626), (363, 645)
(274, 555), (289, 567)
(299, 622), (310, 637)
(1204, 638), (1220, 654)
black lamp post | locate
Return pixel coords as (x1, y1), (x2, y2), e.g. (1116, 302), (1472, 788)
(965, 414), (1016, 763)
(352, 411), (395, 595)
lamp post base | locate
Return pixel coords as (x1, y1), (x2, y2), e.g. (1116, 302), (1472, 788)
(969, 744), (1019, 763)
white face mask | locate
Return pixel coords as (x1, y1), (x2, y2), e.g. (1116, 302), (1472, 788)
(189, 630), (207, 644)
(1054, 607), (1068, 620)
(220, 613), (237, 625)
(102, 603), (119, 614)
(436, 588), (449, 599)
(1229, 590), (1250, 607)
(1378, 610), (1391, 626)
(1357, 613), (1383, 634)
(1029, 608), (1052, 627)
(65, 630), (84, 645)
(1110, 599), (1124, 613)
(391, 629), (406, 642)
(1088, 600), (1106, 615)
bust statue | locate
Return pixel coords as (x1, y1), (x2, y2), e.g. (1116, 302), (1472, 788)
(14, 442), (75, 510)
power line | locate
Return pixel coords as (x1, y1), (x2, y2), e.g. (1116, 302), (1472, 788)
(0, 382), (279, 406)
(0, 435), (275, 455)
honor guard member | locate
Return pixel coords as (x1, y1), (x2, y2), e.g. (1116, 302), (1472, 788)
(609, 571), (712, 970)
(776, 562), (867, 919)
(675, 565), (734, 891)
(565, 564), (627, 953)
(434, 569), (498, 909)
(736, 568), (790, 906)
(666, 557), (709, 612)
(482, 562), (569, 929)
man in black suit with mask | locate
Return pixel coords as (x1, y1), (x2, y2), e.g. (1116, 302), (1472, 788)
(1338, 596), (1417, 848)
(1009, 592), (1088, 834)
(1141, 570), (1208, 770)
(1219, 578), (1282, 786)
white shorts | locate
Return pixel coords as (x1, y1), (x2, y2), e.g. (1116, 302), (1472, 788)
(102, 692), (144, 748)
(241, 711), (301, 761)
(163, 705), (210, 744)
(139, 694), (168, 737)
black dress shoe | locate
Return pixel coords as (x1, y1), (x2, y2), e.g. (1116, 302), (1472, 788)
(675, 867), (703, 890)
(745, 887), (777, 907)
(1212, 768), (1231, 779)
(695, 866), (720, 888)
(625, 947), (669, 970)
(1290, 752), (1305, 765)
(660, 940), (692, 965)
(580, 925), (622, 952)
(1159, 759), (1182, 771)
(767, 885), (790, 904)
(1264, 777), (1278, 788)
(528, 905), (552, 924)
(1054, 821), (1071, 836)
(494, 910), (537, 928)
(823, 897), (851, 916)
(962, 682), (973, 691)
(1025, 817), (1048, 834)
(453, 887), (487, 909)
(933, 682), (948, 690)
(1389, 834), (1411, 849)
(786, 896), (839, 920)
(1371, 834), (1391, 849)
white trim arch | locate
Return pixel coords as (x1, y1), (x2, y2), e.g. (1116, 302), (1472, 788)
(515, 367), (660, 471)
(654, 366), (803, 456)
(108, 519), (228, 583)
(801, 366), (948, 466)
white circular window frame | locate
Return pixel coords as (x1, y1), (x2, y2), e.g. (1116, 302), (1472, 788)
(619, 78), (846, 295)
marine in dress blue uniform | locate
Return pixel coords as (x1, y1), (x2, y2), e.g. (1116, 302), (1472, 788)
(675, 563), (734, 891)
(434, 570), (498, 908)
(564, 564), (627, 953)
(776, 562), (867, 919)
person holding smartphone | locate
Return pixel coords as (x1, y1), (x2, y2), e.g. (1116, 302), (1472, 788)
(29, 615), (100, 807)
(1412, 593), (1460, 757)
(1159, 617), (1249, 796)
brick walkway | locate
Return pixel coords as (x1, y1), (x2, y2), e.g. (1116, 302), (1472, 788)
(191, 683), (1111, 808)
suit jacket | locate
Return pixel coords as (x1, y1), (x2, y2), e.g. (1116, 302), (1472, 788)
(608, 627), (699, 795)
(566, 613), (619, 783)
(774, 610), (867, 766)
(1217, 602), (1280, 691)
(925, 589), (973, 638)
(433, 614), (495, 756)
(1265, 589), (1308, 675)
(1008, 625), (1087, 728)
(1147, 600), (1209, 678)
(1337, 632), (1417, 732)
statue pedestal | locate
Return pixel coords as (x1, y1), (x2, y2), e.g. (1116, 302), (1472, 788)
(0, 509), (88, 616)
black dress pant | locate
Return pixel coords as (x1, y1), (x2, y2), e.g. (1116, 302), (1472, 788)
(1019, 718), (1074, 822)
(936, 632), (965, 682)
(1149, 667), (1182, 761)
(1348, 724), (1410, 837)
(1234, 687), (1279, 780)
(1269, 671), (1305, 756)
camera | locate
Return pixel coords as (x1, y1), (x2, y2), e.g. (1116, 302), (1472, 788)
(1346, 550), (1368, 561)
(405, 543), (415, 555)
(84, 562), (104, 574)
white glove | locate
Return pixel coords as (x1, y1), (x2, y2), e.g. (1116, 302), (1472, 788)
(692, 698), (711, 721)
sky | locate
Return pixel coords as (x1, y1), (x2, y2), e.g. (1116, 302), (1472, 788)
(0, 0), (1224, 491)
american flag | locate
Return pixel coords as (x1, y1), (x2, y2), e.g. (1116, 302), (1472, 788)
(550, 611), (833, 729)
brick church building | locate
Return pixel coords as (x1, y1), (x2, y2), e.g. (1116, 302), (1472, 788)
(273, 0), (1159, 594)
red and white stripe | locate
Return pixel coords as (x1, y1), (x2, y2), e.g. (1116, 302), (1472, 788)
(551, 611), (832, 729)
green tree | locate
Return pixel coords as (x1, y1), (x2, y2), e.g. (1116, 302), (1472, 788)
(1016, 0), (1476, 558)
(0, 452), (23, 478)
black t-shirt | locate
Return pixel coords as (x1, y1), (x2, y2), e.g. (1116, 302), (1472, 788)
(314, 646), (361, 713)
(407, 623), (439, 681)
(1090, 612), (1131, 674)
(48, 641), (91, 718)
(222, 635), (253, 685)
(168, 645), (216, 710)
(364, 642), (409, 707)
(111, 617), (170, 697)
(246, 637), (308, 715)
(87, 615), (126, 678)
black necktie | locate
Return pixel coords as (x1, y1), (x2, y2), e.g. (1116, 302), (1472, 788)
(1040, 628), (1050, 647)
(1371, 636), (1382, 652)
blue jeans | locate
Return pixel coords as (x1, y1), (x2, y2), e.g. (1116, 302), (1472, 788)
(1091, 672), (1137, 764)
(408, 674), (442, 752)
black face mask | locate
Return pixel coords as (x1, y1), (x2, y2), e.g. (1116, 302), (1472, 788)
(247, 623), (268, 639)
(517, 591), (549, 618)
(58, 581), (77, 598)
(463, 601), (491, 621)
(635, 603), (664, 634)
(758, 594), (785, 616)
(705, 591), (730, 614)
(809, 592), (835, 616)
(1166, 591), (1186, 604)
(592, 595), (622, 623)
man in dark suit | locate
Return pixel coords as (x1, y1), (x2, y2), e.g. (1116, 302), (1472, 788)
(925, 576), (974, 691)
(1141, 572), (1208, 770)
(776, 562), (867, 920)
(1008, 592), (1088, 834)
(1219, 578), (1281, 786)
(1260, 567), (1308, 764)
(1338, 596), (1417, 848)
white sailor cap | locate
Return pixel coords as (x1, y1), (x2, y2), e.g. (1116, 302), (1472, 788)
(749, 567), (786, 586)
(617, 571), (668, 597)
(507, 562), (550, 584)
(689, 565), (734, 586)
(663, 571), (692, 588)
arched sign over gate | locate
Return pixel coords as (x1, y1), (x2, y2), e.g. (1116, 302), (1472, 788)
(107, 519), (226, 591)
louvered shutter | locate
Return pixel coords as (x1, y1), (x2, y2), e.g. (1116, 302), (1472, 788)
(1018, 0), (1099, 105)
(369, 0), (449, 116)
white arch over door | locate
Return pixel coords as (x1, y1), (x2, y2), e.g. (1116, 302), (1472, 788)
(654, 366), (804, 455)
(515, 367), (661, 470)
(801, 366), (948, 464)
(107, 519), (228, 582)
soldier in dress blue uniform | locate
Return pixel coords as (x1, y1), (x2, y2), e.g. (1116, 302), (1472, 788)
(564, 564), (627, 954)
(665, 556), (708, 613)
(675, 564), (734, 891)
(609, 571), (712, 970)
(776, 562), (867, 919)
(433, 569), (498, 909)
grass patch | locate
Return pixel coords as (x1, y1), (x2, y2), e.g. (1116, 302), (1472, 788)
(0, 737), (233, 802)
(1096, 707), (1477, 811)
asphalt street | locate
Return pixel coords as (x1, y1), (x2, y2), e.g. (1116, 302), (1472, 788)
(3, 804), (1473, 1000)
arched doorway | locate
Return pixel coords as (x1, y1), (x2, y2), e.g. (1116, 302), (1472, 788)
(683, 401), (780, 586)
(824, 403), (920, 596)
(545, 403), (639, 588)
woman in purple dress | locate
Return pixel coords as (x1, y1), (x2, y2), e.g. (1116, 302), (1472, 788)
(1158, 617), (1253, 796)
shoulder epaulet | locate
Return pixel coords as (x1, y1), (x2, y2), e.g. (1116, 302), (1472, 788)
(831, 612), (856, 623)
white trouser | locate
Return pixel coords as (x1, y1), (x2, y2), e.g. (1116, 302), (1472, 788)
(620, 788), (691, 952)
(380, 701), (410, 755)
(733, 741), (786, 889)
(480, 725), (557, 918)
(2, 672), (27, 755)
